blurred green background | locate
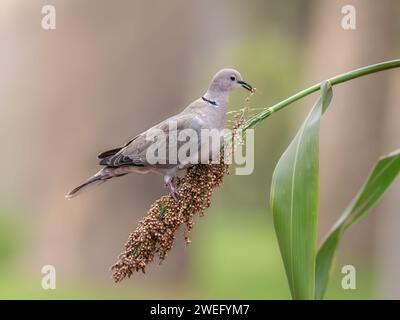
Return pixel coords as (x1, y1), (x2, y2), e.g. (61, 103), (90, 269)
(0, 0), (399, 299)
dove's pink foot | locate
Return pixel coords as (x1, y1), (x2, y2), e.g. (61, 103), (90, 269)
(165, 179), (179, 201)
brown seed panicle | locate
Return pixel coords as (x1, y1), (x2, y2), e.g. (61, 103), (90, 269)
(110, 161), (230, 282)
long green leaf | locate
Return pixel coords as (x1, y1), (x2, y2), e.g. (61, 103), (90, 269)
(315, 149), (400, 299)
(270, 82), (333, 299)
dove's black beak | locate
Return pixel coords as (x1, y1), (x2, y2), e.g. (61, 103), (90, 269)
(238, 80), (253, 92)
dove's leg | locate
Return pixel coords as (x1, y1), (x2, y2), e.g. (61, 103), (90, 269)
(164, 175), (179, 200)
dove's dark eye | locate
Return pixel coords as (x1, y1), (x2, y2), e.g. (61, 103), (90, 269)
(230, 76), (236, 81)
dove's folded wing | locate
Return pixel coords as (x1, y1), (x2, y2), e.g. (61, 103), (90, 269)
(97, 136), (138, 159)
(99, 113), (203, 168)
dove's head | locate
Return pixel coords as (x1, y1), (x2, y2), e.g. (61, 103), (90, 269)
(208, 68), (253, 93)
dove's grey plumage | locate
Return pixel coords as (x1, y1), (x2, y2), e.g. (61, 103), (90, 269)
(66, 68), (253, 199)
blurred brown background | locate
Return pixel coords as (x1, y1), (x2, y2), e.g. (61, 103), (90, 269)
(0, 0), (399, 299)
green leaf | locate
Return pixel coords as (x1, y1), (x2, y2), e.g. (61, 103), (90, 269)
(270, 81), (333, 299)
(159, 203), (168, 219)
(315, 149), (400, 299)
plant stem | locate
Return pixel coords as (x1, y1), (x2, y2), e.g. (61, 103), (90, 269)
(242, 59), (400, 130)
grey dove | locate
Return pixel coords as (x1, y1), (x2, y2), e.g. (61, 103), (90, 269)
(66, 68), (253, 200)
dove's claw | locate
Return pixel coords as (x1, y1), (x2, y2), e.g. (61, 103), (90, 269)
(170, 188), (179, 201)
(165, 179), (179, 201)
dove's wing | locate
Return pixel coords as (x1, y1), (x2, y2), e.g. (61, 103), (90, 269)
(99, 111), (204, 168)
(97, 136), (138, 159)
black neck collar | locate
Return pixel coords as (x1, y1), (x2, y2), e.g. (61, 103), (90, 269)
(202, 96), (218, 106)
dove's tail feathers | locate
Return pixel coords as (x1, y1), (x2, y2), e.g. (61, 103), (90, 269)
(65, 169), (127, 200)
(66, 172), (105, 199)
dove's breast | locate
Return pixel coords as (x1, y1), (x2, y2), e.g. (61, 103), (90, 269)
(194, 104), (227, 131)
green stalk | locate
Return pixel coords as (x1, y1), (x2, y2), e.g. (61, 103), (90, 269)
(242, 59), (400, 130)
